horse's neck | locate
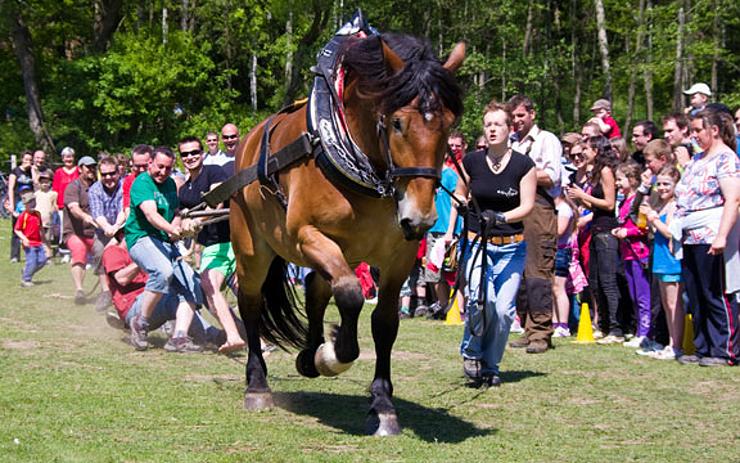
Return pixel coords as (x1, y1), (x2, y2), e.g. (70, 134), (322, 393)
(343, 83), (385, 170)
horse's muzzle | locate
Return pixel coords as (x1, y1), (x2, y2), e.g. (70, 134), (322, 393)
(399, 217), (431, 241)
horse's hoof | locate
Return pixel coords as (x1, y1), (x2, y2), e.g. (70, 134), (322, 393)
(244, 392), (274, 411)
(314, 342), (353, 377)
(295, 349), (320, 378)
(367, 412), (401, 436)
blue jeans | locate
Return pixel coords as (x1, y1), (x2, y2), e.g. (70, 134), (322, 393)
(461, 240), (527, 375)
(128, 236), (203, 305)
(22, 245), (47, 282)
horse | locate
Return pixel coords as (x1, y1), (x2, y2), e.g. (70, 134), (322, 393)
(228, 32), (465, 436)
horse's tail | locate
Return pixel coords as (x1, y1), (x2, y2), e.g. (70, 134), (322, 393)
(259, 256), (309, 351)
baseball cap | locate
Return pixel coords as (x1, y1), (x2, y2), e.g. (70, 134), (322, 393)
(683, 82), (712, 96)
(20, 190), (35, 204)
(590, 99), (611, 111)
(77, 156), (97, 167)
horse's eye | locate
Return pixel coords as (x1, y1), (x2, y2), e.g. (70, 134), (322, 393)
(392, 117), (402, 132)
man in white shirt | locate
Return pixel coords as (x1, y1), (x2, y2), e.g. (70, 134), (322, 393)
(507, 94), (562, 354)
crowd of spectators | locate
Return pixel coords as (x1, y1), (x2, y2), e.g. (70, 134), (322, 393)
(5, 82), (739, 379)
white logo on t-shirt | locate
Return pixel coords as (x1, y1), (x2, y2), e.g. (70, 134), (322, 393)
(497, 187), (518, 198)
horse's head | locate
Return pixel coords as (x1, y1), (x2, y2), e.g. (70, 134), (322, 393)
(343, 34), (465, 240)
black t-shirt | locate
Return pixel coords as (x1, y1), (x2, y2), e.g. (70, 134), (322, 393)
(221, 160), (235, 177)
(12, 166), (34, 194)
(179, 165), (230, 246)
(463, 149), (535, 235)
(590, 181), (618, 234)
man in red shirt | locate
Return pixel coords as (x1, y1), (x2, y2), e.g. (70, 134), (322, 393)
(14, 190), (47, 286)
(122, 144), (153, 218)
(102, 237), (224, 352)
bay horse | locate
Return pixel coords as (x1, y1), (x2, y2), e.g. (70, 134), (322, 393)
(229, 32), (465, 436)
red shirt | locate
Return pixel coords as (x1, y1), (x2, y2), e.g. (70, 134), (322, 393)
(52, 167), (79, 209)
(102, 245), (148, 320)
(603, 115), (622, 140)
(122, 174), (136, 209)
(14, 210), (43, 246)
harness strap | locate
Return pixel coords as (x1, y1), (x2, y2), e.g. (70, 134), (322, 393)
(389, 167), (440, 179)
(201, 133), (316, 208)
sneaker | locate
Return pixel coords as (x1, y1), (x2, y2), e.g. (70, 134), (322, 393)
(592, 329), (604, 340)
(60, 254), (70, 264)
(649, 346), (682, 360)
(427, 302), (445, 320)
(20, 280), (34, 288)
(698, 356), (731, 367)
(482, 374), (502, 388)
(105, 311), (126, 330)
(10, 257), (18, 263)
(623, 336), (645, 348)
(596, 334), (625, 345)
(635, 339), (664, 356)
(164, 336), (204, 353)
(74, 289), (86, 305)
(463, 358), (482, 381)
(95, 290), (112, 313)
(129, 315), (150, 351)
(553, 326), (571, 337)
(413, 305), (430, 318)
(677, 354), (701, 365)
(510, 318), (525, 334)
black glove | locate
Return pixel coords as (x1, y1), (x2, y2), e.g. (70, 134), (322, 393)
(480, 210), (506, 230)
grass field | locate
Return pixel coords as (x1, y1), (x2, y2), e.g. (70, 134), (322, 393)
(0, 220), (738, 462)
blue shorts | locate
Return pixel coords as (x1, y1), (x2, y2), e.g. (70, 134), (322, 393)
(656, 273), (681, 283)
(555, 248), (572, 278)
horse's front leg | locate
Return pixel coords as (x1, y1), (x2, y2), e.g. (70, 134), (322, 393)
(298, 227), (363, 376)
(367, 254), (415, 436)
(238, 289), (274, 410)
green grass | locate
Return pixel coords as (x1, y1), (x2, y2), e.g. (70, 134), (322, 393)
(0, 219), (738, 462)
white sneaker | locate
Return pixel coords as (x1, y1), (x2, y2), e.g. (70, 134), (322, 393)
(553, 326), (571, 337)
(649, 346), (682, 360)
(597, 334), (625, 345)
(635, 339), (664, 356)
(623, 336), (645, 348)
(592, 329), (604, 340)
(60, 254), (70, 264)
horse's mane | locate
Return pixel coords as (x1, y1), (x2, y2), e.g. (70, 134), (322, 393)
(341, 33), (463, 118)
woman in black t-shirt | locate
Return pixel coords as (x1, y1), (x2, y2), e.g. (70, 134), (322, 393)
(447, 101), (536, 387)
(565, 135), (622, 342)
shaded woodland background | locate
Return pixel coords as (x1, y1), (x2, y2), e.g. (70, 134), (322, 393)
(1, 0), (738, 162)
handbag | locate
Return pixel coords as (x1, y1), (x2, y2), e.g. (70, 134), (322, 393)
(443, 238), (459, 273)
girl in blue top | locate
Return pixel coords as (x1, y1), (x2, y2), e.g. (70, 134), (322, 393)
(640, 166), (684, 360)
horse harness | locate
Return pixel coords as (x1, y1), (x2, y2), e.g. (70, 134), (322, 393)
(201, 14), (440, 210)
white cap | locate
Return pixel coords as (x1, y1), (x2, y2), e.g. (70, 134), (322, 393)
(683, 82), (712, 96)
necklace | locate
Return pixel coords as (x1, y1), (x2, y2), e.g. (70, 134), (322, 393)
(488, 149), (509, 172)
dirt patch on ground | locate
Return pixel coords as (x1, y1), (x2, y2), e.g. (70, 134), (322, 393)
(184, 374), (242, 383)
(2, 340), (40, 350)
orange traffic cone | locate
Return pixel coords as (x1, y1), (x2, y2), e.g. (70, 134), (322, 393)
(573, 302), (595, 343)
(682, 313), (695, 355)
(445, 290), (464, 326)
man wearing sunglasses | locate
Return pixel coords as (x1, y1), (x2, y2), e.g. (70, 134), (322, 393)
(89, 156), (125, 312)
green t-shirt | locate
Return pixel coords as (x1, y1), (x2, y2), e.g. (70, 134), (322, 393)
(125, 173), (179, 248)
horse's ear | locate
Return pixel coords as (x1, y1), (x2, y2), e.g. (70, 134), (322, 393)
(381, 40), (405, 75)
(443, 42), (466, 73)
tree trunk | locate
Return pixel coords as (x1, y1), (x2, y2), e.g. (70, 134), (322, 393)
(93, 0), (124, 52)
(284, 12), (293, 84)
(501, 39), (506, 102)
(9, 10), (54, 153)
(162, 7), (168, 45)
(522, 0), (533, 57)
(181, 0), (189, 31)
(643, 0), (653, 121)
(710, 3), (720, 95)
(672, 7), (685, 112)
(250, 54), (258, 112)
(594, 0), (612, 100)
(571, 0), (580, 124)
(626, 0), (645, 134)
(283, 0), (331, 106)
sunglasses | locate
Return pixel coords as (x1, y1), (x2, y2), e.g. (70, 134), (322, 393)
(222, 134), (238, 140)
(180, 149), (202, 158)
(100, 171), (118, 178)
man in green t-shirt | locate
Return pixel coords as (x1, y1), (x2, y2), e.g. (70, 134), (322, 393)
(124, 146), (203, 352)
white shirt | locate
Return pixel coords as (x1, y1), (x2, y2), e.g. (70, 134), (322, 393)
(511, 124), (562, 198)
(202, 150), (235, 167)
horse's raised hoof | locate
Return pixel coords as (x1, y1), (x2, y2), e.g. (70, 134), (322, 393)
(243, 392), (274, 411)
(366, 411), (401, 437)
(295, 349), (320, 378)
(314, 342), (353, 377)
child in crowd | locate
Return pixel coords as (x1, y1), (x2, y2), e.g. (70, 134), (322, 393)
(588, 99), (622, 139)
(640, 166), (684, 360)
(553, 194), (576, 336)
(14, 190), (47, 287)
(612, 162), (651, 347)
(34, 171), (58, 258)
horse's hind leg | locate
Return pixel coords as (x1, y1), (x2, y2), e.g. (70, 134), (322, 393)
(237, 287), (274, 410)
(298, 228), (363, 376)
(295, 271), (332, 378)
